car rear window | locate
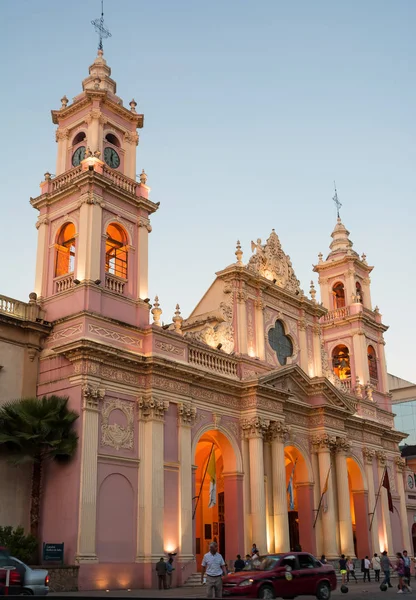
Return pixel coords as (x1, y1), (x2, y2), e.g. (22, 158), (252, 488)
(247, 555), (282, 571)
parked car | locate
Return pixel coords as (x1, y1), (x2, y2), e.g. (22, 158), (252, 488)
(0, 547), (24, 595)
(6, 557), (49, 596)
(222, 552), (337, 599)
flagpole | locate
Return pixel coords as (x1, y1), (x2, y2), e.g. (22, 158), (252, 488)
(192, 443), (215, 520)
(313, 465), (331, 529)
(369, 465), (386, 532)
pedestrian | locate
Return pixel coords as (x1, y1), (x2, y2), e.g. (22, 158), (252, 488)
(320, 555), (327, 565)
(339, 554), (347, 585)
(363, 555), (371, 582)
(201, 541), (227, 598)
(394, 552), (412, 594)
(380, 550), (393, 588)
(155, 557), (167, 590)
(372, 553), (381, 582)
(346, 556), (357, 583)
(234, 555), (245, 572)
(251, 543), (259, 556)
(166, 556), (175, 589)
(403, 550), (411, 582)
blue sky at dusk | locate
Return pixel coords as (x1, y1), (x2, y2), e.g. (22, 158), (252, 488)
(0, 0), (414, 381)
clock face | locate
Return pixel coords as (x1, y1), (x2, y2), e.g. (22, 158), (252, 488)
(104, 147), (120, 169)
(408, 475), (414, 489)
(72, 146), (86, 167)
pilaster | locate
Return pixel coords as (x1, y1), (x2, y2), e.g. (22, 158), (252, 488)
(269, 422), (290, 552)
(334, 438), (355, 556)
(263, 437), (274, 553)
(241, 434), (251, 554)
(137, 217), (151, 300)
(236, 289), (248, 355)
(241, 416), (269, 552)
(76, 192), (103, 282)
(177, 402), (196, 560)
(311, 450), (323, 556)
(312, 324), (322, 377)
(311, 433), (338, 558)
(352, 332), (369, 387)
(298, 319), (308, 372)
(376, 450), (393, 554)
(76, 384), (105, 563)
(254, 299), (265, 360)
(395, 456), (411, 552)
(34, 217), (49, 298)
(362, 447), (380, 554)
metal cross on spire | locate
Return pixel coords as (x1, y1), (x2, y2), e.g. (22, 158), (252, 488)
(91, 0), (112, 52)
(332, 181), (342, 218)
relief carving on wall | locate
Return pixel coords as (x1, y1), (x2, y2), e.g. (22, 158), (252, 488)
(247, 230), (301, 294)
(88, 324), (143, 348)
(101, 398), (134, 451)
(155, 340), (185, 356)
(177, 402), (197, 426)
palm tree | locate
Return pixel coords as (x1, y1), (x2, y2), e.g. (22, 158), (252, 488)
(0, 395), (79, 539)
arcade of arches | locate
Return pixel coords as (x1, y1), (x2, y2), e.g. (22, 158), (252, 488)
(192, 425), (396, 565)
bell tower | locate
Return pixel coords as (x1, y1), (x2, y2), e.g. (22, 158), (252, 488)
(314, 217), (390, 405)
(31, 51), (157, 327)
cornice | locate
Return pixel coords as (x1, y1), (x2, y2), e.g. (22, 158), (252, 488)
(313, 255), (374, 275)
(320, 311), (388, 333)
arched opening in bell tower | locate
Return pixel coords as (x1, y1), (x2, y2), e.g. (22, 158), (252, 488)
(55, 222), (76, 277)
(332, 345), (351, 381)
(367, 345), (378, 383)
(332, 282), (345, 309)
(355, 281), (363, 303)
(105, 223), (128, 280)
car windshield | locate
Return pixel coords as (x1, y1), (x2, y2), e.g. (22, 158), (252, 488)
(245, 555), (282, 571)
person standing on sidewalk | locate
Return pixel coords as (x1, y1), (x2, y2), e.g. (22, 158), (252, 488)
(380, 551), (393, 588)
(155, 557), (167, 590)
(201, 542), (227, 598)
(346, 557), (357, 583)
(403, 550), (411, 583)
(363, 556), (371, 582)
(372, 553), (381, 582)
(394, 552), (412, 594)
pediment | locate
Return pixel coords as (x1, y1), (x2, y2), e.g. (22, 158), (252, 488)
(258, 364), (357, 415)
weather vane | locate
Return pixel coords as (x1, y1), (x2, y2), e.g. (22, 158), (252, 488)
(91, 0), (112, 52)
(332, 181), (342, 218)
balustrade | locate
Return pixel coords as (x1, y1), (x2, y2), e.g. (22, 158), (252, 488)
(188, 347), (238, 377)
(323, 306), (350, 322)
(55, 274), (74, 293)
(105, 273), (126, 295)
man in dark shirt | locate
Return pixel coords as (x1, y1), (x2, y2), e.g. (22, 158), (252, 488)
(155, 557), (167, 590)
(234, 555), (245, 572)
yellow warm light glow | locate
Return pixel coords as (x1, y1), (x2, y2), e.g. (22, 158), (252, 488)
(165, 542), (176, 553)
(248, 347), (256, 358)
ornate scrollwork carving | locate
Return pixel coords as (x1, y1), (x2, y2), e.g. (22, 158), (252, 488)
(55, 127), (70, 142)
(376, 450), (387, 466)
(138, 395), (169, 421)
(35, 216), (49, 230)
(268, 421), (290, 442)
(311, 433), (337, 451)
(82, 384), (105, 410)
(362, 447), (375, 464)
(138, 216), (152, 233)
(395, 456), (406, 472)
(101, 398), (134, 450)
(335, 437), (352, 453)
(241, 416), (270, 439)
(177, 402), (196, 427)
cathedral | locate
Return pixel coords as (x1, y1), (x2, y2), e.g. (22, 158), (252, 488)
(0, 50), (413, 591)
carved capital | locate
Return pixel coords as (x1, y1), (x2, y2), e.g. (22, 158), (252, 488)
(124, 131), (139, 145)
(335, 437), (352, 454)
(82, 384), (105, 410)
(312, 324), (321, 336)
(35, 216), (49, 230)
(376, 450), (387, 466)
(236, 290), (247, 304)
(254, 299), (265, 310)
(268, 421), (290, 443)
(311, 433), (337, 452)
(395, 456), (406, 472)
(299, 319), (307, 331)
(99, 115), (108, 125)
(241, 416), (270, 439)
(177, 402), (196, 427)
(55, 127), (70, 142)
(77, 192), (102, 207)
(138, 395), (168, 421)
(362, 447), (375, 464)
(138, 216), (152, 233)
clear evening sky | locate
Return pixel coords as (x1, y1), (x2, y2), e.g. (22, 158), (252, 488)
(0, 1), (414, 382)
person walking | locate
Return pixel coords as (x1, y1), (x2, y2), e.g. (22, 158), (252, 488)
(363, 555), (371, 582)
(394, 552), (412, 594)
(346, 557), (357, 583)
(234, 555), (245, 572)
(201, 542), (227, 598)
(372, 553), (381, 582)
(155, 557), (167, 590)
(339, 554), (347, 585)
(403, 550), (411, 583)
(320, 555), (327, 565)
(380, 551), (393, 588)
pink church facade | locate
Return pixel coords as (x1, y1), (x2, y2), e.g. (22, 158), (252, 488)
(0, 51), (413, 590)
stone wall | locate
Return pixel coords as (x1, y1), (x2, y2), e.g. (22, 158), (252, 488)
(42, 565), (79, 592)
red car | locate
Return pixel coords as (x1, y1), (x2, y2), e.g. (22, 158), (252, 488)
(222, 552), (337, 600)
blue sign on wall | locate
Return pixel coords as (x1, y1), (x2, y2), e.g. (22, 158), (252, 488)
(42, 543), (64, 563)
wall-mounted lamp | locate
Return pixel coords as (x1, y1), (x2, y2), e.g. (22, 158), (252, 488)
(73, 279), (80, 285)
(217, 343), (222, 350)
(94, 279), (101, 285)
(273, 279), (277, 284)
(143, 298), (150, 303)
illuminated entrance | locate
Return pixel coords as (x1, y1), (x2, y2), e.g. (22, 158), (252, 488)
(193, 428), (244, 568)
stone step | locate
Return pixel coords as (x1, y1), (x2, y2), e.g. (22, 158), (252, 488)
(183, 573), (202, 587)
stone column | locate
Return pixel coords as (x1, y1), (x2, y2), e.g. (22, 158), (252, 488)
(123, 131), (139, 179)
(363, 448), (380, 554)
(376, 451), (394, 554)
(34, 217), (49, 298)
(312, 324), (322, 377)
(312, 434), (338, 558)
(377, 341), (389, 396)
(236, 290), (248, 354)
(76, 384), (104, 563)
(241, 435), (252, 553)
(352, 332), (369, 388)
(177, 403), (196, 561)
(137, 217), (151, 300)
(263, 438), (274, 553)
(254, 300), (265, 360)
(55, 127), (69, 175)
(311, 450), (324, 556)
(269, 422), (290, 552)
(335, 438), (355, 556)
(241, 417), (269, 552)
(298, 319), (308, 373)
(137, 395), (168, 584)
(395, 457), (412, 552)
(76, 193), (103, 282)
(86, 110), (101, 155)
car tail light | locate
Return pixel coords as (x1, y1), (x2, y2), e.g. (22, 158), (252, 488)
(10, 571), (21, 584)
(45, 575), (50, 586)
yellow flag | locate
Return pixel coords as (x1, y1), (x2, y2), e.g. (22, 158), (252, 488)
(322, 467), (330, 494)
(207, 448), (216, 508)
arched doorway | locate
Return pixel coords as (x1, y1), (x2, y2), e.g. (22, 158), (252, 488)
(284, 445), (315, 554)
(193, 429), (243, 569)
(347, 456), (370, 559)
